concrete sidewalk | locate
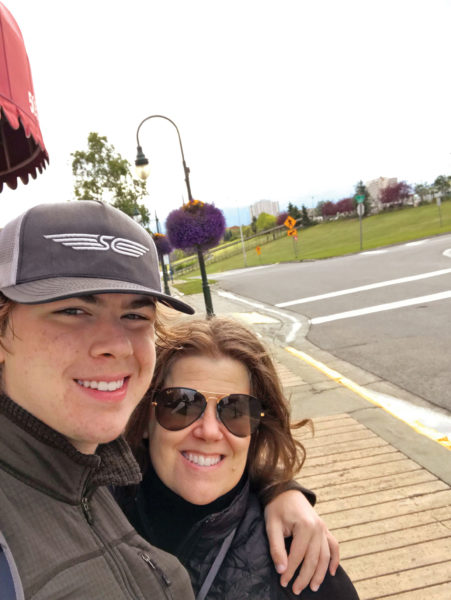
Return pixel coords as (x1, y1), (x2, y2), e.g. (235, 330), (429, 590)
(170, 286), (451, 600)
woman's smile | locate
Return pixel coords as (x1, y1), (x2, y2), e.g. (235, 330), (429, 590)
(181, 451), (224, 467)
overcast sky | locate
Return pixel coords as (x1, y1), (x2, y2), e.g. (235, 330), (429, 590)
(2, 0), (451, 228)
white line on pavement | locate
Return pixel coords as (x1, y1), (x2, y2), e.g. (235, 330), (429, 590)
(276, 268), (451, 308)
(217, 290), (302, 343)
(310, 290), (451, 325)
(211, 265), (274, 279)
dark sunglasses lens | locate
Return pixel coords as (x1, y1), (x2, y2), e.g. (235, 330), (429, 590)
(155, 388), (205, 431)
(218, 394), (262, 437)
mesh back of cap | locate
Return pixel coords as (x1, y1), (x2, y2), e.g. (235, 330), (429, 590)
(0, 213), (26, 288)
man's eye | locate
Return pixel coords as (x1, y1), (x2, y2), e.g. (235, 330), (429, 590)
(123, 313), (149, 320)
(57, 308), (85, 316)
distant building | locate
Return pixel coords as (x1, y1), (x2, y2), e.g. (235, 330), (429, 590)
(249, 199), (280, 219)
(365, 177), (397, 212)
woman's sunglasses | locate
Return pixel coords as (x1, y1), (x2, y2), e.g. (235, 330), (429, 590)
(152, 387), (265, 438)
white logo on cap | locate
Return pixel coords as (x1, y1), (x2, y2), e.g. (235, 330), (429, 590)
(44, 234), (149, 258)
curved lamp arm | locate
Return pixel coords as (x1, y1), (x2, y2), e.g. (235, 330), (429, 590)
(135, 114), (193, 203)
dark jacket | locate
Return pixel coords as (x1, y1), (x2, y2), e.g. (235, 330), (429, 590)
(0, 395), (194, 600)
(120, 472), (360, 600)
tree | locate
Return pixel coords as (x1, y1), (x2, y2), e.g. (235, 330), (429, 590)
(256, 212), (276, 232)
(242, 225), (253, 238)
(314, 200), (325, 217)
(300, 205), (312, 228)
(251, 216), (257, 234)
(414, 183), (430, 204)
(354, 180), (371, 216)
(287, 202), (301, 220)
(277, 211), (288, 226)
(322, 201), (338, 218)
(336, 198), (354, 214)
(380, 181), (412, 206)
(71, 132), (150, 227)
(433, 175), (451, 200)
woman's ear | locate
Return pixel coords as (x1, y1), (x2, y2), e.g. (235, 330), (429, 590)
(0, 339), (7, 363)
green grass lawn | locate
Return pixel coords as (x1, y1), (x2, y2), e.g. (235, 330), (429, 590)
(172, 278), (217, 295)
(174, 201), (451, 288)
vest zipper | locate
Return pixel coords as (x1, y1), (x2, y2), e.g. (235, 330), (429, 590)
(139, 552), (173, 600)
(80, 493), (138, 599)
(81, 495), (93, 525)
(81, 491), (173, 599)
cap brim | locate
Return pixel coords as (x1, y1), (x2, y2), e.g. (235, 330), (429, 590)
(1, 277), (195, 315)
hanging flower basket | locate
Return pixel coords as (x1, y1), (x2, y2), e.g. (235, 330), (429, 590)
(152, 233), (172, 257)
(166, 200), (226, 253)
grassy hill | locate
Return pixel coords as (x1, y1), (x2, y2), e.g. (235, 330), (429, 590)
(174, 201), (451, 293)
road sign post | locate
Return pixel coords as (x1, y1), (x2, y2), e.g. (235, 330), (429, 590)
(436, 196), (443, 227)
(356, 203), (365, 250)
(287, 228), (298, 258)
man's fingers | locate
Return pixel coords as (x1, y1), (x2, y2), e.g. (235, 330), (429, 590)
(305, 536), (331, 593)
(266, 520), (289, 574)
(327, 531), (340, 575)
(279, 531), (309, 588)
(289, 538), (321, 594)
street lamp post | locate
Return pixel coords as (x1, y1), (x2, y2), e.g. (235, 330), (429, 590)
(135, 115), (194, 202)
(154, 211), (171, 297)
(135, 115), (214, 316)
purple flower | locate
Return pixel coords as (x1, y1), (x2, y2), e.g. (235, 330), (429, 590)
(166, 201), (226, 252)
(152, 233), (172, 257)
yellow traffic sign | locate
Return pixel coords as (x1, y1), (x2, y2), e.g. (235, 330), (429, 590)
(284, 216), (296, 229)
(287, 228), (297, 237)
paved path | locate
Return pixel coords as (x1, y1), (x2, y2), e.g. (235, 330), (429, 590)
(170, 287), (451, 599)
(296, 413), (451, 599)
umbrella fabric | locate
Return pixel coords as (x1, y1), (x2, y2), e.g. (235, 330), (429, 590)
(0, 2), (48, 192)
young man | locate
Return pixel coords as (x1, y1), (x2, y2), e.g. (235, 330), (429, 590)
(0, 200), (195, 599)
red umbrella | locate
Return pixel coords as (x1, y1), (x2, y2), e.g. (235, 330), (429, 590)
(0, 2), (48, 192)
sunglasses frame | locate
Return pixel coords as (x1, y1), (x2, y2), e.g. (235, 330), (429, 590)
(152, 386), (265, 437)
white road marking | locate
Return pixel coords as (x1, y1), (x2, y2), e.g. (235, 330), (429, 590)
(231, 311), (279, 324)
(310, 290), (451, 325)
(444, 249), (451, 258)
(217, 290), (302, 343)
(276, 268), (451, 308)
(360, 250), (388, 255)
(405, 240), (426, 246)
(211, 265), (274, 279)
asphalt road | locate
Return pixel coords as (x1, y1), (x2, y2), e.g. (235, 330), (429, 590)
(212, 234), (451, 413)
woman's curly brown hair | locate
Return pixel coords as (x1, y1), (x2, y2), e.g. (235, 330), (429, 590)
(126, 316), (310, 499)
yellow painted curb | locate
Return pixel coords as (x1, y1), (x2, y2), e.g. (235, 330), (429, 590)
(285, 346), (451, 451)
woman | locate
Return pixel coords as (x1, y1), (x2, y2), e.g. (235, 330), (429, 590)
(123, 317), (359, 599)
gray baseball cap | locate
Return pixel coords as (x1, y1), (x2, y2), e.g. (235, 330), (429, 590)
(0, 200), (194, 314)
